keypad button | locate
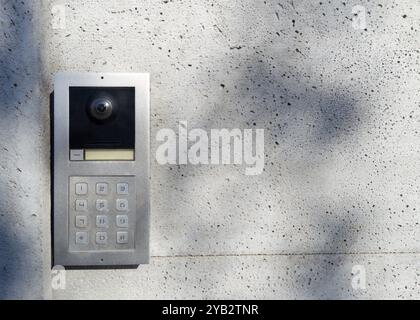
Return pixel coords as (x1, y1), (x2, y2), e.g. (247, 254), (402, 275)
(116, 183), (129, 195)
(75, 199), (88, 211)
(96, 215), (109, 228)
(96, 232), (108, 244)
(70, 149), (84, 161)
(75, 215), (88, 228)
(116, 215), (129, 228)
(96, 183), (108, 195)
(75, 232), (88, 244)
(96, 199), (108, 211)
(116, 199), (129, 211)
(116, 231), (128, 244)
(75, 183), (88, 195)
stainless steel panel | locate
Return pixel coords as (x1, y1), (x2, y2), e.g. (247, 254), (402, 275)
(53, 72), (150, 267)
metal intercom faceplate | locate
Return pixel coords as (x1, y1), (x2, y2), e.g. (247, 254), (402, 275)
(53, 72), (150, 267)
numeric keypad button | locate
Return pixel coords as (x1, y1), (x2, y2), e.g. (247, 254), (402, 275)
(116, 215), (129, 228)
(96, 183), (108, 195)
(116, 199), (129, 211)
(96, 199), (108, 211)
(75, 232), (88, 245)
(75, 199), (88, 211)
(116, 231), (128, 244)
(96, 232), (108, 245)
(75, 215), (88, 228)
(116, 183), (129, 195)
(96, 215), (109, 228)
(75, 183), (88, 195)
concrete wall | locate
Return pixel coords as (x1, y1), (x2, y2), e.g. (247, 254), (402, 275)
(0, 1), (50, 299)
(0, 0), (419, 299)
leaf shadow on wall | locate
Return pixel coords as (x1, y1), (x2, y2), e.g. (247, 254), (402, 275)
(0, 1), (45, 299)
(153, 44), (370, 298)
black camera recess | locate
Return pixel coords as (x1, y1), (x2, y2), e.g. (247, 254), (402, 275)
(69, 86), (135, 149)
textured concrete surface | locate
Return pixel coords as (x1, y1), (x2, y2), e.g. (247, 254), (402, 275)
(1, 0), (419, 299)
(53, 253), (420, 300)
(0, 1), (50, 299)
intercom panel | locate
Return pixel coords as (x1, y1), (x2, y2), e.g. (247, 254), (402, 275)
(53, 72), (150, 267)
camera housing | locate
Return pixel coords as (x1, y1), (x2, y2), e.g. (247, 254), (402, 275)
(69, 87), (134, 150)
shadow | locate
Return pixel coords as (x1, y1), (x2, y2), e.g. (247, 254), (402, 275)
(151, 23), (369, 297)
(0, 221), (26, 299)
(0, 2), (45, 299)
(239, 55), (368, 298)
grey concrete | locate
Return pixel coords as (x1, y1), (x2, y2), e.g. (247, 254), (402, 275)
(53, 253), (420, 300)
(0, 1), (51, 299)
(1, 0), (419, 299)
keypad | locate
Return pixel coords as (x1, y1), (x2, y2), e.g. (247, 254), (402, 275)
(69, 176), (135, 252)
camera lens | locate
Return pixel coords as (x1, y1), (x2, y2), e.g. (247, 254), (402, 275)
(89, 97), (114, 121)
(96, 103), (108, 113)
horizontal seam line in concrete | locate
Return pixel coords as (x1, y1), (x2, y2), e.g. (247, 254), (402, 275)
(151, 251), (420, 259)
